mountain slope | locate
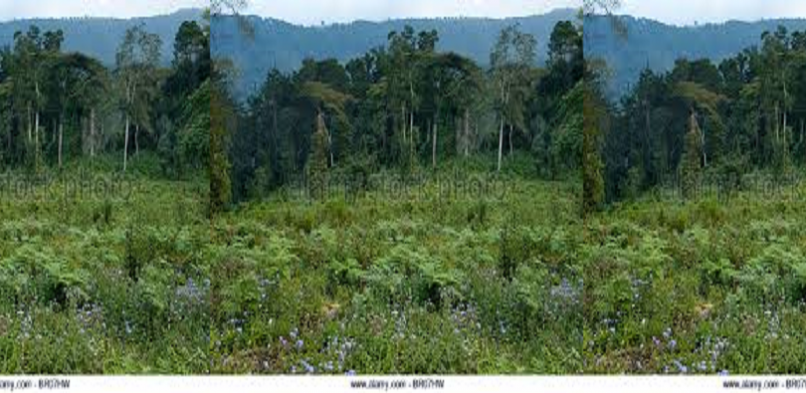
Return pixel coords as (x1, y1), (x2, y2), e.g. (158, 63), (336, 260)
(211, 9), (577, 97)
(0, 8), (203, 66)
(585, 15), (806, 98)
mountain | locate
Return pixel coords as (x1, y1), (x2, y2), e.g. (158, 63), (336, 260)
(211, 8), (578, 98)
(0, 8), (204, 66)
(585, 15), (806, 98)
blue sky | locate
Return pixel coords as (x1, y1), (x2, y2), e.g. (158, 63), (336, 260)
(0, 0), (206, 21)
(620, 0), (806, 26)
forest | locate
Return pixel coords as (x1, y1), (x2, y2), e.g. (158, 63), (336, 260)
(0, 18), (209, 176)
(222, 20), (582, 202)
(208, 19), (585, 373)
(588, 25), (806, 204)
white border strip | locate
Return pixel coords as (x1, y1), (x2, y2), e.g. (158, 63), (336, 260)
(1, 375), (805, 393)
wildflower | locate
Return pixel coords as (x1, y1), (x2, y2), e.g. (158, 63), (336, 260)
(672, 359), (687, 374)
(718, 370), (729, 376)
(346, 370), (356, 376)
(652, 336), (662, 347)
(663, 327), (672, 339)
(125, 320), (133, 335)
(300, 360), (315, 374)
(698, 361), (707, 372)
(669, 339), (677, 350)
(296, 339), (304, 350)
(279, 336), (288, 347)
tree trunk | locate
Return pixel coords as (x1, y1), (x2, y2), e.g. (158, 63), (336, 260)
(432, 116), (437, 168)
(401, 105), (406, 145)
(90, 108), (96, 158)
(58, 115), (64, 169)
(124, 114), (130, 172)
(409, 110), (415, 158)
(34, 110), (40, 168)
(497, 118), (504, 172)
(463, 109), (470, 157)
(27, 103), (32, 143)
(701, 118), (707, 167)
(328, 127), (334, 167)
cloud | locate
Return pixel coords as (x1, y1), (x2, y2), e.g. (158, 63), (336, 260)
(620, 0), (806, 26)
(0, 0), (207, 21)
(245, 0), (581, 26)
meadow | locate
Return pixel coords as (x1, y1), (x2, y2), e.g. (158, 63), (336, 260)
(0, 155), (209, 373)
(210, 156), (584, 374)
(584, 173), (806, 374)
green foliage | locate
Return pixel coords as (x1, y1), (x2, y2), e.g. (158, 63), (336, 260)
(680, 113), (703, 199)
(585, 181), (806, 374)
(211, 172), (583, 374)
(0, 164), (210, 373)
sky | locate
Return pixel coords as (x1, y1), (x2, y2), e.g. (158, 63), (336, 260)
(244, 0), (580, 26)
(620, 0), (806, 26)
(0, 0), (207, 21)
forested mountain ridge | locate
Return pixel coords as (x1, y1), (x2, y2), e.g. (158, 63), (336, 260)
(585, 15), (806, 97)
(0, 8), (203, 66)
(211, 8), (577, 97)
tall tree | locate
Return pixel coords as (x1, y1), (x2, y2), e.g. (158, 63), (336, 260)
(115, 24), (162, 172)
(491, 24), (536, 172)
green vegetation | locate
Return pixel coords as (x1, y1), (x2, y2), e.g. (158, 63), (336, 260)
(0, 14), (211, 374)
(211, 14), (584, 374)
(584, 9), (806, 375)
(210, 161), (583, 374)
(590, 26), (806, 203)
(0, 157), (209, 373)
(584, 179), (806, 374)
(0, 18), (209, 178)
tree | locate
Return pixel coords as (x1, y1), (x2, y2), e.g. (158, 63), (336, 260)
(308, 111), (329, 199)
(491, 24), (536, 172)
(680, 110), (703, 199)
(583, 74), (605, 215)
(116, 24), (162, 172)
(210, 82), (233, 215)
(48, 53), (106, 168)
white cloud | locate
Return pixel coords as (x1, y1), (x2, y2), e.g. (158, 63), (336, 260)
(245, 0), (581, 26)
(0, 0), (207, 21)
(620, 0), (806, 26)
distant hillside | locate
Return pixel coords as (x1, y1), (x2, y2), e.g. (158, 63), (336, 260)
(585, 15), (806, 98)
(0, 8), (203, 66)
(211, 8), (577, 97)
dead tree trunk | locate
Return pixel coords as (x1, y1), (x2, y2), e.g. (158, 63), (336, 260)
(58, 114), (64, 169)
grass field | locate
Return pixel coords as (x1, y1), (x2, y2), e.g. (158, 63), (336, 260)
(210, 158), (584, 374)
(0, 155), (209, 373)
(584, 175), (806, 374)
